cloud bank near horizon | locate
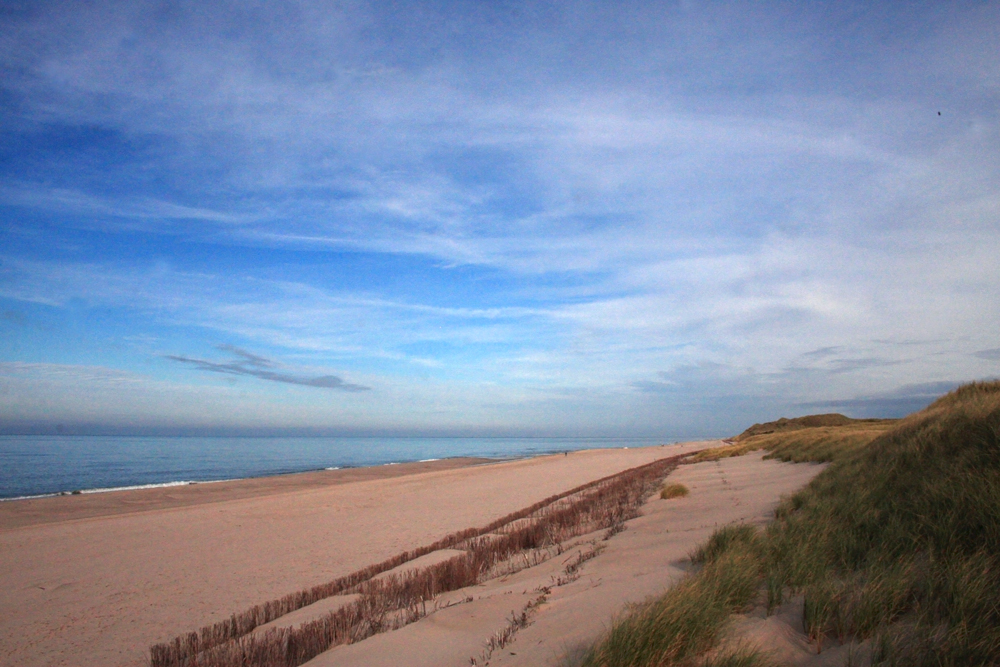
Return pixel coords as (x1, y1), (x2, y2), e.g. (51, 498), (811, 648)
(1, 2), (998, 436)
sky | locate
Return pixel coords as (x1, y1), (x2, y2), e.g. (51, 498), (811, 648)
(1, 1), (998, 438)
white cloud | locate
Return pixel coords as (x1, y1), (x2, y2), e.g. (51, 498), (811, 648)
(0, 183), (254, 225)
(1, 2), (999, 432)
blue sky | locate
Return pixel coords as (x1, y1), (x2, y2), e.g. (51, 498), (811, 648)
(1, 1), (998, 437)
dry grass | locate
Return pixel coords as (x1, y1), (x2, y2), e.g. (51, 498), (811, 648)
(690, 418), (896, 464)
(581, 538), (761, 667)
(738, 413), (860, 438)
(149, 454), (682, 667)
(756, 422), (895, 463)
(688, 441), (760, 462)
(660, 483), (689, 499)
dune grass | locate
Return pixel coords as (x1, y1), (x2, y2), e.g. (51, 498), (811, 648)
(755, 422), (895, 463)
(686, 440), (759, 462)
(699, 647), (780, 667)
(766, 380), (1000, 663)
(582, 528), (761, 667)
(584, 381), (1000, 666)
(660, 483), (689, 499)
(689, 523), (759, 565)
(689, 417), (896, 464)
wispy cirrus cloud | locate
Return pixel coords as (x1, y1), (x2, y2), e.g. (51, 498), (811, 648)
(1, 2), (999, 434)
(0, 183), (254, 225)
(3, 3), (996, 273)
(0, 361), (145, 384)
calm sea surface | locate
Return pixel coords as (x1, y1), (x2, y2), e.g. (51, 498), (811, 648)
(0, 435), (680, 500)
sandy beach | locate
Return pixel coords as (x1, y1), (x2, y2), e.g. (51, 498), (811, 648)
(1, 443), (719, 667)
(310, 451), (826, 667)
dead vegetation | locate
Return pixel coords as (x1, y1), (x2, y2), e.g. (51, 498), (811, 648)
(470, 592), (547, 666)
(472, 539), (608, 665)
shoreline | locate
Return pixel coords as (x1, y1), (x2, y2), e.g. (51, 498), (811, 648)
(0, 455), (519, 503)
(0, 435), (683, 503)
(2, 478), (233, 503)
(0, 456), (496, 531)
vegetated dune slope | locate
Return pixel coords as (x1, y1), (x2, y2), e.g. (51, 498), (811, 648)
(736, 413), (873, 438)
(585, 380), (1000, 667)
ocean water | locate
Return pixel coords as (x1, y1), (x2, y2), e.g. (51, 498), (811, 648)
(0, 435), (677, 500)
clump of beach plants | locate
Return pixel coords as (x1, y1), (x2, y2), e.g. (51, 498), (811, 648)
(660, 483), (689, 499)
(583, 380), (1000, 666)
(582, 528), (762, 667)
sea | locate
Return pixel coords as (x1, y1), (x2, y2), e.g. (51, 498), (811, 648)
(0, 435), (681, 501)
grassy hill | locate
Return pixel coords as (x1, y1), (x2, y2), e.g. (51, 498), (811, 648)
(583, 381), (1000, 666)
(736, 413), (877, 438)
(689, 414), (897, 464)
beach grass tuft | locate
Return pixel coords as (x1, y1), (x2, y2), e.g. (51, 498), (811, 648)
(690, 522), (759, 564)
(660, 483), (689, 499)
(700, 646), (780, 667)
(581, 532), (760, 667)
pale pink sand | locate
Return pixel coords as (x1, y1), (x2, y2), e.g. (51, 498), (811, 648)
(305, 452), (826, 667)
(0, 443), (705, 667)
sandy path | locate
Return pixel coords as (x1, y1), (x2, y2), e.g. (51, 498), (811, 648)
(0, 443), (704, 667)
(306, 452), (826, 667)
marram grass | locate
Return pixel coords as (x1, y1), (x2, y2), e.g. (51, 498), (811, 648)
(767, 380), (1000, 665)
(689, 418), (896, 464)
(584, 381), (1000, 666)
(581, 545), (760, 667)
(660, 483), (689, 499)
(699, 646), (780, 667)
